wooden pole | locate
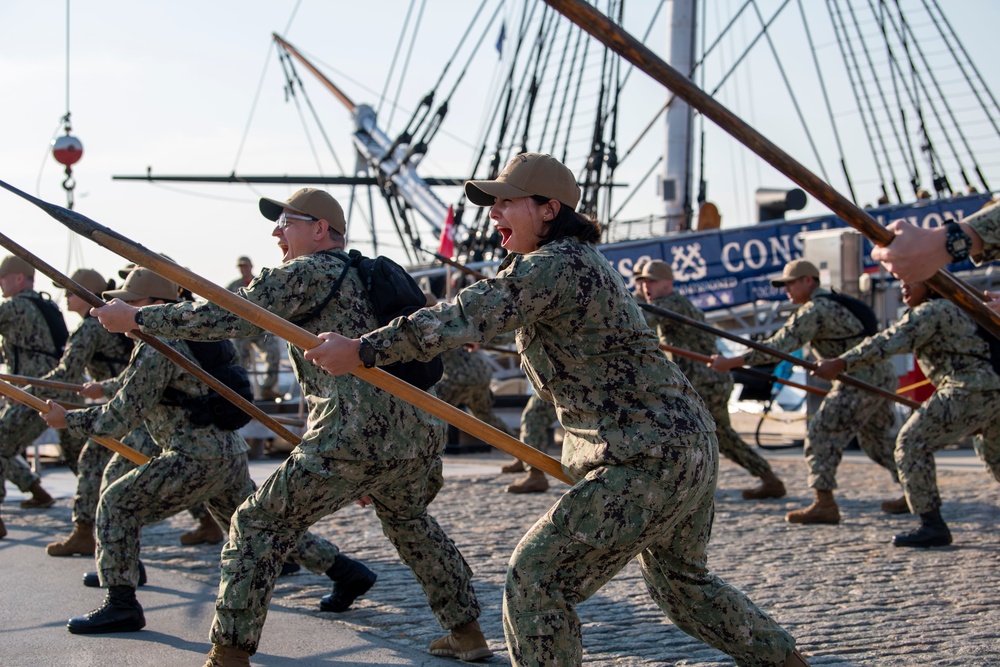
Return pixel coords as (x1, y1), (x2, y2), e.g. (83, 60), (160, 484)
(658, 343), (827, 397)
(0, 230), (302, 447)
(0, 182), (569, 483)
(640, 303), (920, 409)
(542, 0), (1000, 341)
(414, 247), (488, 280)
(0, 379), (148, 465)
(0, 373), (85, 393)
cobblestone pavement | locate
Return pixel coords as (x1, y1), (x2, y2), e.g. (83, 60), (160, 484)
(6, 447), (999, 666)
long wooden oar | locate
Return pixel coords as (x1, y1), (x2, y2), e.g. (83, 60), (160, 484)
(0, 230), (301, 447)
(0, 373), (85, 394)
(640, 303), (920, 409)
(659, 343), (827, 397)
(0, 379), (148, 465)
(0, 186), (568, 483)
(543, 0), (1000, 342)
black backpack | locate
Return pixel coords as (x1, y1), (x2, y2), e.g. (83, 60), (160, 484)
(162, 340), (255, 431)
(294, 249), (443, 391)
(815, 292), (879, 338)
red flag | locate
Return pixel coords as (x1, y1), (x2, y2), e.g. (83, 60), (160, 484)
(437, 205), (455, 258)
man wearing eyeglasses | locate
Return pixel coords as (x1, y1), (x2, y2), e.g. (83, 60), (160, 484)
(91, 188), (491, 666)
(711, 259), (902, 527)
(226, 256), (283, 401)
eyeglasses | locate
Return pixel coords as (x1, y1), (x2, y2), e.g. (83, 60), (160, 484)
(276, 211), (318, 229)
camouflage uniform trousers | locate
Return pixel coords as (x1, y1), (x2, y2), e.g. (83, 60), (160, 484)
(436, 379), (513, 436)
(697, 375), (774, 480)
(805, 379), (899, 491)
(233, 333), (282, 391)
(5, 455), (39, 495)
(96, 427), (253, 534)
(502, 431), (795, 667)
(896, 385), (1000, 514)
(95, 446), (340, 588)
(520, 393), (556, 473)
(0, 402), (50, 504)
(211, 454), (480, 655)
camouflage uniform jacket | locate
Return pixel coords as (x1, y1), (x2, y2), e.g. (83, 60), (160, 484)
(364, 238), (715, 474)
(135, 249), (438, 472)
(42, 315), (133, 385)
(64, 337), (247, 460)
(966, 202), (1000, 263)
(643, 293), (729, 395)
(743, 287), (892, 385)
(0, 289), (63, 377)
(841, 298), (1000, 392)
(440, 346), (493, 386)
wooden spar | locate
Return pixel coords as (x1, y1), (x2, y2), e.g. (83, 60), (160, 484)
(273, 34), (356, 113)
(640, 303), (920, 409)
(542, 0), (1000, 341)
(0, 379), (148, 465)
(0, 181), (568, 483)
(0, 373), (85, 393)
(658, 343), (827, 397)
(0, 229), (302, 447)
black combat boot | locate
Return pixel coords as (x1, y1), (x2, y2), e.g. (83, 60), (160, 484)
(67, 585), (145, 634)
(892, 508), (953, 548)
(83, 560), (147, 588)
(319, 554), (377, 612)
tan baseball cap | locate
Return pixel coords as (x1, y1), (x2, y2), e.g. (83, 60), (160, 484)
(465, 153), (581, 209)
(68, 269), (107, 296)
(259, 188), (347, 235)
(770, 259), (820, 287)
(0, 255), (34, 278)
(634, 259), (673, 281)
(103, 267), (178, 302)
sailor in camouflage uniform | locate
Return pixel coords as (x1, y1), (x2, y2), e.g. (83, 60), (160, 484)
(636, 259), (787, 500)
(713, 259), (903, 524)
(44, 268), (372, 639)
(226, 256), (283, 400)
(0, 255), (66, 537)
(40, 269), (134, 557)
(815, 281), (1000, 548)
(90, 189), (490, 667)
(500, 392), (557, 493)
(305, 154), (808, 667)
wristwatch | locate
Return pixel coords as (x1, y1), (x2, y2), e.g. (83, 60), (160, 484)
(133, 308), (144, 327)
(944, 221), (971, 262)
(358, 339), (377, 369)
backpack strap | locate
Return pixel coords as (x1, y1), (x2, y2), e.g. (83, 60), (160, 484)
(290, 250), (359, 328)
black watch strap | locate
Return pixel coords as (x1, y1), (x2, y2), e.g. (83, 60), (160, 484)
(358, 339), (377, 369)
(944, 221), (971, 262)
(134, 308), (144, 327)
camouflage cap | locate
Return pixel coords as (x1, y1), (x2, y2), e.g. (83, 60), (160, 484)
(634, 259), (673, 281)
(259, 188), (347, 235)
(770, 259), (820, 287)
(465, 153), (581, 209)
(103, 267), (178, 302)
(0, 255), (34, 278)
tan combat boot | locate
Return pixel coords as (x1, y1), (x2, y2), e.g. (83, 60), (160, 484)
(880, 496), (910, 514)
(180, 514), (226, 546)
(429, 619), (493, 661)
(506, 469), (549, 494)
(46, 521), (96, 556)
(500, 458), (525, 474)
(202, 644), (251, 667)
(785, 648), (811, 666)
(742, 470), (787, 500)
(785, 490), (840, 524)
(20, 480), (54, 509)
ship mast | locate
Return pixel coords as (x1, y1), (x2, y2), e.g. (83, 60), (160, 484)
(661, 0), (697, 233)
